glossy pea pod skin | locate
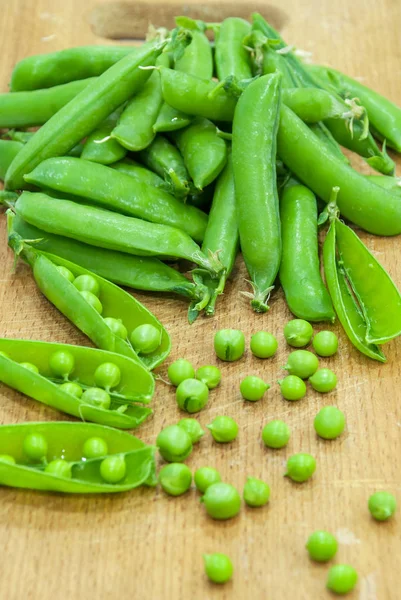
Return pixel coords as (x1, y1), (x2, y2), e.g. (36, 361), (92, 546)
(24, 157), (208, 243)
(80, 107), (127, 165)
(308, 123), (350, 165)
(279, 184), (335, 322)
(0, 340), (153, 429)
(153, 102), (192, 133)
(0, 140), (23, 181)
(215, 17), (252, 80)
(233, 73), (282, 313)
(5, 41), (163, 190)
(282, 88), (349, 123)
(0, 422), (156, 493)
(111, 158), (171, 192)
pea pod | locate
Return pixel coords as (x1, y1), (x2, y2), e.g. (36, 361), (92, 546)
(233, 73), (282, 313)
(262, 47), (299, 88)
(215, 17), (252, 80)
(80, 107), (127, 165)
(308, 123), (350, 165)
(0, 422), (156, 493)
(4, 130), (84, 158)
(0, 340), (153, 429)
(112, 158), (171, 192)
(282, 88), (358, 124)
(153, 102), (192, 133)
(364, 175), (401, 196)
(0, 140), (23, 181)
(24, 157), (208, 243)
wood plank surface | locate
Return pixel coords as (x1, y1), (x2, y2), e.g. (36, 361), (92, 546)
(0, 1), (400, 599)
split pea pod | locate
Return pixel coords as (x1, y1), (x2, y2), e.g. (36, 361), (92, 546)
(215, 17), (253, 80)
(279, 184), (335, 322)
(0, 140), (23, 180)
(0, 340), (154, 429)
(80, 107), (127, 165)
(232, 73), (282, 313)
(24, 157), (208, 243)
(0, 422), (156, 493)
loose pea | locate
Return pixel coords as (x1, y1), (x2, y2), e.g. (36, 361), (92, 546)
(82, 437), (109, 459)
(240, 376), (269, 401)
(203, 553), (233, 584)
(283, 350), (319, 379)
(278, 375), (306, 401)
(81, 387), (111, 410)
(194, 467), (222, 493)
(45, 459), (72, 478)
(178, 418), (205, 443)
(326, 565), (358, 595)
(306, 531), (338, 562)
(94, 362), (121, 390)
(196, 365), (222, 389)
(56, 265), (75, 282)
(103, 317), (128, 339)
(73, 273), (100, 296)
(49, 350), (75, 380)
(176, 378), (209, 413)
(20, 362), (39, 374)
(80, 290), (103, 314)
(130, 323), (161, 355)
(59, 381), (83, 398)
(23, 433), (48, 461)
(243, 477), (270, 507)
(168, 359), (195, 386)
(312, 330), (338, 357)
(100, 454), (126, 483)
(0, 454), (16, 464)
(262, 420), (291, 449)
(309, 368), (337, 392)
(207, 416), (238, 443)
(159, 463), (192, 496)
(368, 491), (397, 521)
(214, 329), (245, 362)
(250, 331), (278, 358)
(201, 482), (241, 520)
(314, 406), (345, 440)
(156, 425), (193, 463)
(284, 319), (313, 347)
(285, 453), (316, 483)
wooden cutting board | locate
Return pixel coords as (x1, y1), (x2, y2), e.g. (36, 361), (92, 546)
(0, 1), (400, 599)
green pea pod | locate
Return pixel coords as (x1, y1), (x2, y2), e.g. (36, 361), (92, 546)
(5, 130), (84, 158)
(153, 102), (192, 133)
(171, 118), (227, 190)
(10, 46), (136, 91)
(0, 140), (23, 181)
(364, 175), (401, 196)
(308, 123), (350, 165)
(0, 422), (156, 493)
(24, 157), (207, 243)
(215, 17), (252, 80)
(112, 158), (171, 192)
(5, 41), (163, 190)
(80, 107), (127, 165)
(282, 88), (353, 123)
(262, 47), (298, 88)
(0, 340), (153, 429)
(175, 30), (213, 78)
(233, 73), (282, 313)
(279, 184), (335, 322)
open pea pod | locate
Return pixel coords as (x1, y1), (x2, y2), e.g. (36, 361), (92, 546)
(0, 422), (156, 493)
(0, 339), (153, 429)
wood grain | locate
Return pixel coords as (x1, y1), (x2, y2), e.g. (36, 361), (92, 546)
(0, 1), (400, 599)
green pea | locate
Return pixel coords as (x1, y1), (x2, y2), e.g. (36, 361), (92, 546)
(284, 319), (313, 347)
(20, 362), (39, 374)
(100, 454), (126, 483)
(59, 381), (83, 398)
(203, 553), (233, 584)
(283, 350), (319, 379)
(73, 273), (100, 296)
(285, 453), (316, 483)
(94, 362), (121, 390)
(240, 376), (269, 401)
(207, 416), (238, 443)
(82, 437), (109, 459)
(243, 477), (270, 507)
(201, 482), (241, 520)
(278, 375), (306, 401)
(0, 454), (16, 465)
(80, 290), (103, 314)
(312, 330), (338, 357)
(214, 329), (245, 362)
(130, 323), (161, 355)
(368, 491), (397, 521)
(103, 317), (128, 339)
(49, 350), (75, 380)
(262, 420), (291, 449)
(194, 467), (222, 493)
(167, 359), (195, 386)
(326, 565), (358, 595)
(250, 331), (278, 358)
(306, 531), (338, 562)
(45, 459), (72, 478)
(156, 425), (193, 462)
(196, 365), (222, 389)
(23, 433), (48, 461)
(81, 387), (111, 410)
(159, 463), (192, 496)
(177, 418), (205, 443)
(56, 265), (75, 282)
(309, 368), (337, 392)
(176, 378), (209, 414)
(314, 406), (345, 440)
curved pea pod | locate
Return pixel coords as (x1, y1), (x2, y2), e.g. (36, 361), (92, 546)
(111, 158), (171, 192)
(153, 102), (192, 133)
(0, 140), (23, 181)
(171, 119), (227, 190)
(24, 157), (207, 243)
(215, 17), (252, 81)
(80, 107), (127, 165)
(0, 422), (156, 493)
(0, 340), (153, 429)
